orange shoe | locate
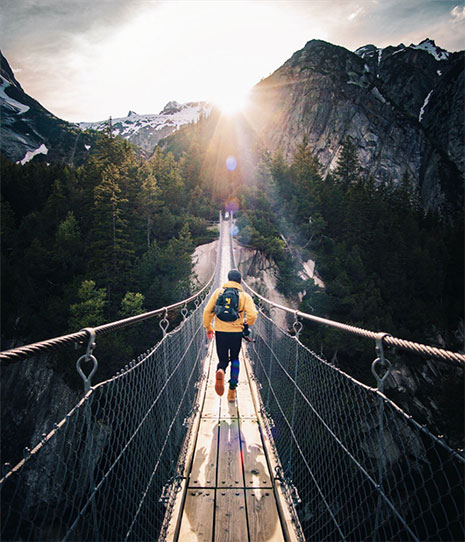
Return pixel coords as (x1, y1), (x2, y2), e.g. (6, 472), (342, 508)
(227, 388), (236, 402)
(215, 369), (225, 396)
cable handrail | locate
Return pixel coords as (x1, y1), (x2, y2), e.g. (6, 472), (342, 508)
(229, 218), (465, 366)
(0, 225), (220, 365)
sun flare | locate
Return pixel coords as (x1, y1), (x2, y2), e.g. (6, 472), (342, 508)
(214, 89), (250, 115)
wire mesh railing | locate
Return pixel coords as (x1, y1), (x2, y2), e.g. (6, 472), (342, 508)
(1, 299), (212, 541)
(247, 311), (464, 541)
(0, 217), (225, 541)
(2, 213), (463, 542)
(228, 215), (464, 541)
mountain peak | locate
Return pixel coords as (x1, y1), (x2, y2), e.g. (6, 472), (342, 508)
(160, 101), (182, 115)
(410, 38), (449, 61)
(1, 50), (23, 90)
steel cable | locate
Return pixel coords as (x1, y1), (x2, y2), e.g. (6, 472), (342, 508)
(0, 241), (218, 365)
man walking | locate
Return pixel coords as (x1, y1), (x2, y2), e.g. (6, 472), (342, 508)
(203, 269), (258, 401)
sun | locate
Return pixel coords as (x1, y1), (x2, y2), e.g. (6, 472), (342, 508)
(214, 89), (250, 115)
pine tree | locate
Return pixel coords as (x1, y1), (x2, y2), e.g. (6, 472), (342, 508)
(69, 280), (107, 330)
(55, 211), (82, 271)
(91, 163), (133, 300)
(137, 168), (162, 249)
(334, 137), (360, 187)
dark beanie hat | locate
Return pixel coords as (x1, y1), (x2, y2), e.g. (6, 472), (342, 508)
(228, 269), (242, 283)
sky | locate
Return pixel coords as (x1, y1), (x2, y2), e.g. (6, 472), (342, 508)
(1, 0), (464, 123)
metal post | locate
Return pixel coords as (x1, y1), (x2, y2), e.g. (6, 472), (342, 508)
(371, 333), (392, 541)
(75, 329), (99, 539)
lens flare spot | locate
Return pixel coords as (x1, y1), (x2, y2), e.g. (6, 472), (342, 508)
(225, 199), (239, 213)
(226, 155), (237, 171)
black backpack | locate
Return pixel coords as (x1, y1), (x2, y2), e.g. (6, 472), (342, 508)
(214, 287), (240, 322)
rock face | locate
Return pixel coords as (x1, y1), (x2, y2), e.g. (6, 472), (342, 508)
(79, 101), (211, 155)
(0, 51), (98, 166)
(0, 50), (211, 164)
(1, 353), (81, 470)
(247, 39), (464, 215)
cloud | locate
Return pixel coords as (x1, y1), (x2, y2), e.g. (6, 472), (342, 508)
(348, 7), (364, 21)
(451, 5), (465, 20)
(1, 0), (464, 122)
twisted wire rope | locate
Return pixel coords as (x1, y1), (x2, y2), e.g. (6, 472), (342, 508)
(0, 266), (216, 365)
(235, 255), (464, 365)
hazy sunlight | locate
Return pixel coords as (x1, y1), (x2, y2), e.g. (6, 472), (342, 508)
(214, 89), (250, 115)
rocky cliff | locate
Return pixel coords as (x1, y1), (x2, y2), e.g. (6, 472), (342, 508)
(0, 51), (98, 166)
(246, 39), (464, 216)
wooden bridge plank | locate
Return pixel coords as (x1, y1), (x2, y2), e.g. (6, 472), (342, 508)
(246, 489), (283, 542)
(189, 419), (219, 488)
(240, 419), (273, 488)
(217, 419), (243, 488)
(178, 489), (214, 541)
(215, 489), (248, 542)
(202, 386), (221, 418)
(219, 392), (239, 418)
(236, 382), (257, 418)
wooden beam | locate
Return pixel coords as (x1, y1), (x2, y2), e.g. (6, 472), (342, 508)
(178, 489), (215, 541)
(240, 419), (273, 488)
(189, 419), (219, 488)
(215, 489), (248, 542)
(217, 419), (243, 488)
(246, 488), (283, 542)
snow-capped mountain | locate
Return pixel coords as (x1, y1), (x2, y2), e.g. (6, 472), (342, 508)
(0, 49), (210, 165)
(79, 101), (211, 154)
(246, 38), (463, 215)
(0, 51), (99, 166)
(355, 38), (450, 63)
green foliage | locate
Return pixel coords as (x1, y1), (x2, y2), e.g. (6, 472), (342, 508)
(268, 138), (464, 377)
(236, 187), (285, 258)
(119, 292), (145, 318)
(69, 280), (107, 330)
(1, 130), (217, 365)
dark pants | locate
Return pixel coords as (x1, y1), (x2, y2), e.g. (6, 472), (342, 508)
(215, 331), (242, 389)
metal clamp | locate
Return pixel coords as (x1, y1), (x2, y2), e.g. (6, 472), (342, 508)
(371, 333), (392, 392)
(293, 313), (303, 338)
(159, 309), (169, 336)
(181, 305), (188, 320)
(76, 328), (98, 393)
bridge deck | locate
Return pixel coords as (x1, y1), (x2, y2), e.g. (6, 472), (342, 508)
(165, 341), (295, 541)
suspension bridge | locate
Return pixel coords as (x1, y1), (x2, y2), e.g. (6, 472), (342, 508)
(1, 215), (464, 541)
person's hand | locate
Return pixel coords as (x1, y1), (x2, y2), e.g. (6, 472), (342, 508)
(206, 330), (214, 341)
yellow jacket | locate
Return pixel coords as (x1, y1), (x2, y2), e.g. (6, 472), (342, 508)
(203, 280), (258, 333)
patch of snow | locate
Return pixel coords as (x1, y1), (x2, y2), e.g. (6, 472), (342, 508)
(437, 70), (442, 76)
(371, 87), (387, 103)
(411, 39), (449, 61)
(0, 76), (30, 114)
(85, 144), (91, 150)
(355, 45), (374, 58)
(16, 143), (48, 165)
(378, 49), (382, 65)
(392, 48), (406, 56)
(419, 90), (433, 122)
(79, 102), (211, 139)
